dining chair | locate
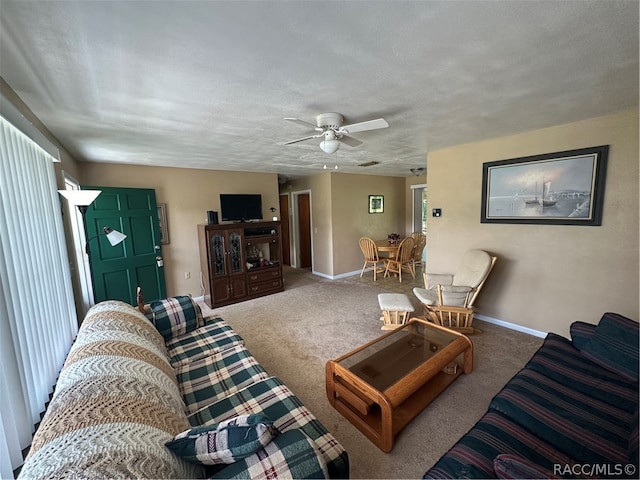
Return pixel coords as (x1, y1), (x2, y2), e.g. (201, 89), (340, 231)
(384, 236), (416, 282)
(410, 231), (426, 271)
(359, 237), (386, 281)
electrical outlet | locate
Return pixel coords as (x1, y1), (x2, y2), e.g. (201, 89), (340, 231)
(184, 272), (191, 279)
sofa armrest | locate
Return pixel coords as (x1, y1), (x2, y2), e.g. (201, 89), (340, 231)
(209, 429), (329, 479)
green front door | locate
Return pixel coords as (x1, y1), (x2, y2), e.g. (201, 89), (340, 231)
(83, 186), (167, 304)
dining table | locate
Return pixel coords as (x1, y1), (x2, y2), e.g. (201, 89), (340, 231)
(375, 239), (400, 259)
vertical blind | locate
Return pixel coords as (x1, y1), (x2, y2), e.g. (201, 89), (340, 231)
(0, 116), (78, 475)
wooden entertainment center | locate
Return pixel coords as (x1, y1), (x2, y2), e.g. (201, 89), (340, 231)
(198, 221), (283, 308)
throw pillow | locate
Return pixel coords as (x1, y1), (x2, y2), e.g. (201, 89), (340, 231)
(569, 321), (597, 351)
(165, 414), (279, 465)
(209, 429), (328, 479)
(150, 295), (204, 341)
(493, 454), (559, 479)
(582, 312), (639, 382)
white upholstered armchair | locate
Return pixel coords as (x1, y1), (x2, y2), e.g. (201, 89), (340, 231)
(413, 249), (497, 332)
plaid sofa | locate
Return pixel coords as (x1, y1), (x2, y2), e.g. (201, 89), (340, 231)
(424, 312), (639, 479)
(19, 299), (348, 479)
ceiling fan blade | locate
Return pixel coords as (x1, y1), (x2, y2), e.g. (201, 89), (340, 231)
(341, 118), (389, 134)
(339, 135), (363, 147)
(284, 117), (320, 130)
(283, 135), (320, 145)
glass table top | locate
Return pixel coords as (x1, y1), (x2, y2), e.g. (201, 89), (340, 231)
(337, 320), (460, 392)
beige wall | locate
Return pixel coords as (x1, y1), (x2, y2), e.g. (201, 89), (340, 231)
(284, 172), (407, 277)
(331, 173), (406, 276)
(426, 109), (639, 336)
(80, 163), (280, 297)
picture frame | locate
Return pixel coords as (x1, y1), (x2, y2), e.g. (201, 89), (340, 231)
(369, 195), (384, 214)
(157, 203), (169, 244)
(481, 145), (608, 226)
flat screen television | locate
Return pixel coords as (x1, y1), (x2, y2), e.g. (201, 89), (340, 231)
(220, 194), (263, 222)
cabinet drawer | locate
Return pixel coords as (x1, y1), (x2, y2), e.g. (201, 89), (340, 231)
(247, 278), (282, 295)
(247, 269), (281, 284)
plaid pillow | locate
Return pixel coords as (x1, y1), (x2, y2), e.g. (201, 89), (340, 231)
(150, 295), (204, 341)
(165, 414), (279, 465)
(210, 429), (329, 479)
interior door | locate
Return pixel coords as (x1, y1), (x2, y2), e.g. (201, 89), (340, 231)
(279, 194), (291, 266)
(297, 193), (312, 268)
(83, 186), (167, 304)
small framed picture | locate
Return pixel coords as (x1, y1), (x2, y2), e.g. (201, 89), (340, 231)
(369, 195), (384, 214)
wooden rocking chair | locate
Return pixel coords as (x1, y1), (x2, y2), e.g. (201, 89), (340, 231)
(413, 249), (497, 333)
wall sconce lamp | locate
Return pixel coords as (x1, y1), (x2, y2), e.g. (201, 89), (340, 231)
(85, 226), (127, 255)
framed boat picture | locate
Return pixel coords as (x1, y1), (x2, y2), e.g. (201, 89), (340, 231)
(481, 145), (608, 226)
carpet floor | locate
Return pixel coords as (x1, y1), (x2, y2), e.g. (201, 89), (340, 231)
(200, 265), (543, 479)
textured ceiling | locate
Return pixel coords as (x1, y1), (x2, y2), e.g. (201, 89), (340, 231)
(0, 1), (638, 179)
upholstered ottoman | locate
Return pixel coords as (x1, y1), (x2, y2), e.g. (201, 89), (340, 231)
(378, 293), (414, 330)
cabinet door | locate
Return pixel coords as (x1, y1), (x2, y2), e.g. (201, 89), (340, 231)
(212, 277), (231, 303)
(230, 276), (247, 299)
(209, 231), (228, 277)
(227, 229), (244, 275)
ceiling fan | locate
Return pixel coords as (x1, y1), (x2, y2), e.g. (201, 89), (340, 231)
(283, 113), (389, 154)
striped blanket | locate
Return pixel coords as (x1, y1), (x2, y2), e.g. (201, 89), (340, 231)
(424, 312), (639, 479)
(18, 301), (202, 479)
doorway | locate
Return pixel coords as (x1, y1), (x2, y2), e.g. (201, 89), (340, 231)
(412, 184), (427, 262)
(83, 186), (167, 304)
(279, 193), (291, 266)
(61, 172), (94, 316)
(292, 190), (313, 269)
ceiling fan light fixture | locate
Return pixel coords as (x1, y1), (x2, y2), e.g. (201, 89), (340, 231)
(319, 139), (340, 154)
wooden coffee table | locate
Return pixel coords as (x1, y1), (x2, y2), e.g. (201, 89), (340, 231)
(325, 318), (473, 452)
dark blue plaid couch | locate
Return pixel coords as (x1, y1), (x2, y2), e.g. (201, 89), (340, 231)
(148, 296), (349, 479)
(424, 312), (639, 479)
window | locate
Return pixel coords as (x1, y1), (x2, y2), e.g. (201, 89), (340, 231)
(0, 116), (77, 474)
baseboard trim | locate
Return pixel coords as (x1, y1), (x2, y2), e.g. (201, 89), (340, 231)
(475, 314), (547, 338)
(311, 269), (362, 280)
